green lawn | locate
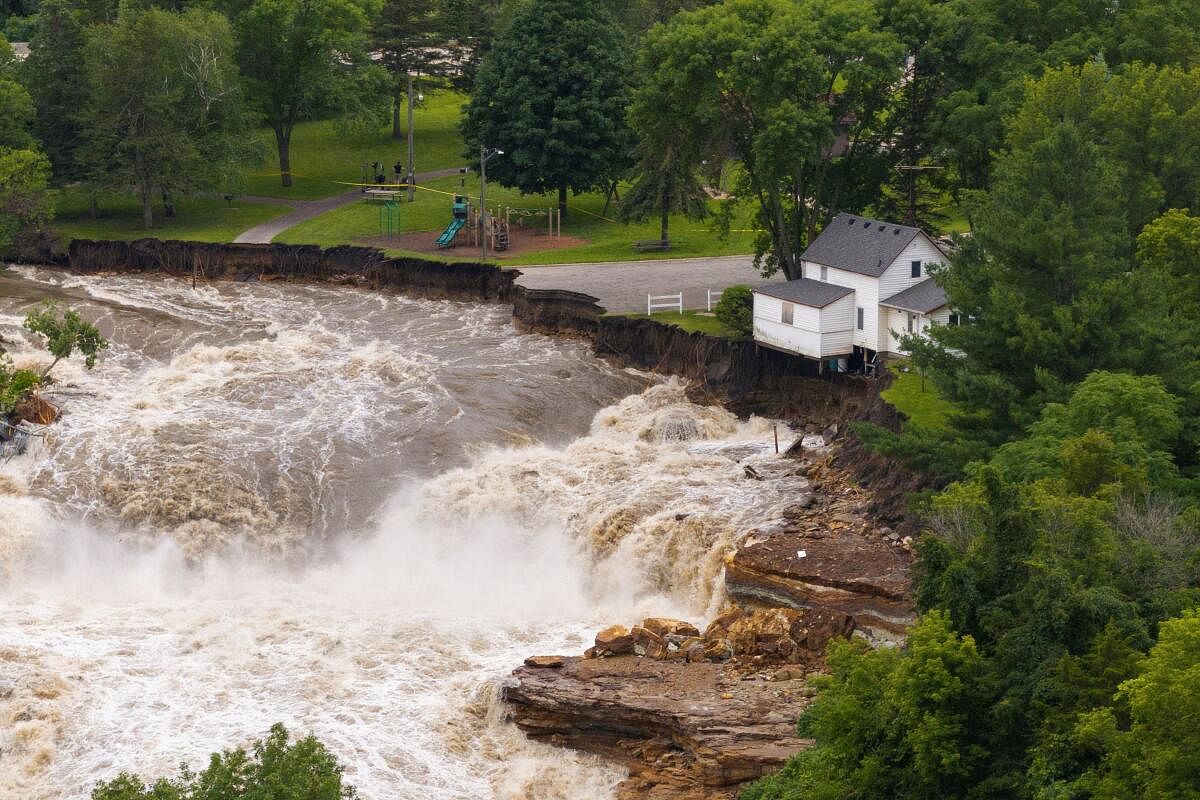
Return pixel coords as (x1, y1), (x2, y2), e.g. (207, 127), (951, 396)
(276, 173), (758, 264)
(242, 91), (469, 200)
(881, 362), (956, 429)
(51, 195), (291, 244)
(611, 310), (737, 337)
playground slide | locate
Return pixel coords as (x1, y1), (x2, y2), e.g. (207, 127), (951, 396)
(436, 217), (466, 248)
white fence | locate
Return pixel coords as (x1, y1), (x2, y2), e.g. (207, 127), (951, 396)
(647, 292), (683, 315)
(706, 289), (723, 311)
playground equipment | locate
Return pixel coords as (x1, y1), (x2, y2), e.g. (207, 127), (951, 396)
(436, 195), (470, 248)
(379, 200), (401, 238)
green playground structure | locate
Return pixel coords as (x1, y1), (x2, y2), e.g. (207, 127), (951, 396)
(437, 196), (470, 248)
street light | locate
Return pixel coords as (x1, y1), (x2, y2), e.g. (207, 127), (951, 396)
(405, 75), (424, 203)
(479, 146), (504, 261)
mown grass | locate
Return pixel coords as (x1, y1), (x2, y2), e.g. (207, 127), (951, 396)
(611, 310), (736, 337)
(276, 173), (759, 264)
(51, 195), (290, 243)
(50, 90), (469, 240)
(242, 90), (469, 200)
(881, 361), (957, 429)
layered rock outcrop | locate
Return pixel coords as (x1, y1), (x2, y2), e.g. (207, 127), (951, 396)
(506, 607), (850, 799)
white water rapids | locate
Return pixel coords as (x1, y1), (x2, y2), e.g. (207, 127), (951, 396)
(0, 267), (805, 799)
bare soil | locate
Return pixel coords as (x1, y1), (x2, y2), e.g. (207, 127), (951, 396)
(359, 227), (588, 259)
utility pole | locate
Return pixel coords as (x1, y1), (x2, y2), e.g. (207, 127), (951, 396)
(406, 74), (415, 203)
(894, 164), (943, 226)
(480, 144), (488, 261)
(479, 146), (504, 262)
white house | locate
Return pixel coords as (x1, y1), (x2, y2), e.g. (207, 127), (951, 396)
(752, 213), (953, 367)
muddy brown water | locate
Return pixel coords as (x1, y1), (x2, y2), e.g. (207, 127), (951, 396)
(0, 266), (804, 799)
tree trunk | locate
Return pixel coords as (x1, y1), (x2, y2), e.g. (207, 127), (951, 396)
(660, 185), (671, 247)
(139, 182), (154, 229)
(392, 89), (403, 139)
(88, 194), (98, 219)
(558, 183), (568, 219)
(161, 189), (176, 219)
(275, 127), (293, 187)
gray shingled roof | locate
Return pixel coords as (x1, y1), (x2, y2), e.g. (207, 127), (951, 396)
(879, 278), (948, 314)
(755, 278), (855, 308)
(802, 213), (928, 277)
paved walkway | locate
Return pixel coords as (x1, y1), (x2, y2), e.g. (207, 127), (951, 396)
(233, 167), (466, 244)
(513, 255), (770, 313)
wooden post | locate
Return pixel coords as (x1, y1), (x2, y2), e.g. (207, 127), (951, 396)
(773, 425), (779, 454)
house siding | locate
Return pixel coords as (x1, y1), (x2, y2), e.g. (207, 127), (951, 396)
(811, 265), (879, 352)
(752, 290), (855, 359)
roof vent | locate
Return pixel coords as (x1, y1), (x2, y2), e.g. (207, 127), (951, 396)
(893, 228), (900, 235)
(848, 217), (856, 225)
(863, 221), (871, 228)
(878, 224), (885, 231)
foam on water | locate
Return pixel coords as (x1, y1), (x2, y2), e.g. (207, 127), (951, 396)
(0, 268), (801, 799)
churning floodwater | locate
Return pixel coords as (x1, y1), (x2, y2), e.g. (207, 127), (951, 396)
(0, 266), (804, 799)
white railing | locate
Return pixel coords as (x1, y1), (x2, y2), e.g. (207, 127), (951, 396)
(647, 292), (683, 315)
(706, 288), (723, 311)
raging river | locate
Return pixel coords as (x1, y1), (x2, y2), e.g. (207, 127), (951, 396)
(0, 266), (802, 799)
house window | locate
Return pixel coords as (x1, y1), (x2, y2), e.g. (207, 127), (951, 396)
(856, 307), (864, 330)
(820, 265), (828, 281)
(781, 302), (794, 325)
(911, 260), (922, 278)
(949, 313), (961, 326)
(907, 313), (915, 333)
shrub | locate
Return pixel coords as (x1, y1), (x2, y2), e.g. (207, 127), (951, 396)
(715, 284), (753, 337)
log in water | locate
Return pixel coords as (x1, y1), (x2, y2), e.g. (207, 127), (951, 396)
(0, 266), (806, 799)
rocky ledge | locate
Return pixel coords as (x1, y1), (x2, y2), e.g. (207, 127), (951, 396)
(727, 451), (916, 640)
(505, 609), (851, 799)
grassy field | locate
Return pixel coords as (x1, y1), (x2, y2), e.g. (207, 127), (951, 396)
(881, 362), (956, 429)
(276, 173), (759, 264)
(50, 90), (468, 240)
(611, 310), (737, 337)
(52, 195), (290, 243)
(242, 91), (468, 200)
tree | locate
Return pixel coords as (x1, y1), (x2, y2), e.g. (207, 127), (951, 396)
(80, 6), (257, 228)
(0, 74), (35, 151)
(461, 0), (633, 218)
(0, 147), (51, 250)
(619, 21), (711, 247)
(92, 723), (358, 800)
(21, 0), (88, 184)
(637, 0), (905, 279)
(744, 612), (991, 800)
(229, 0), (385, 187)
(374, 0), (441, 139)
(1071, 610), (1200, 800)
(23, 300), (109, 381)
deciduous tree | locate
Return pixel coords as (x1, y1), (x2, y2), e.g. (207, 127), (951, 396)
(228, 0), (385, 187)
(461, 0), (633, 218)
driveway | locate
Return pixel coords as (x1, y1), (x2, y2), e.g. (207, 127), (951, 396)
(513, 255), (771, 313)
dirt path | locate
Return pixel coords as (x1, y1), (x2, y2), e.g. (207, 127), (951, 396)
(233, 167), (466, 244)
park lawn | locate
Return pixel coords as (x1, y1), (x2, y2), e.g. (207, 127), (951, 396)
(242, 90), (469, 201)
(276, 174), (759, 264)
(51, 195), (291, 244)
(612, 310), (736, 337)
(880, 361), (957, 429)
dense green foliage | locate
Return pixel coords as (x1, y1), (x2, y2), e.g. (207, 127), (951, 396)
(461, 0), (633, 217)
(223, 0), (384, 188)
(23, 299), (109, 379)
(79, 5), (258, 228)
(91, 723), (358, 800)
(714, 285), (753, 338)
